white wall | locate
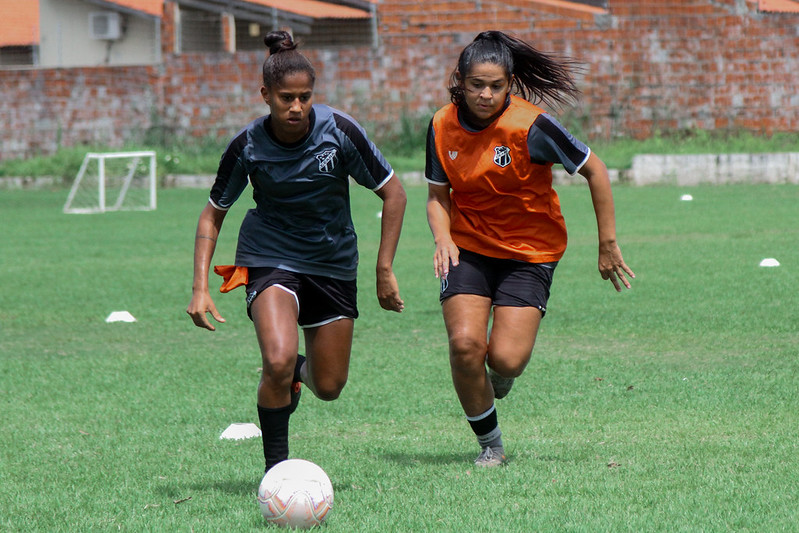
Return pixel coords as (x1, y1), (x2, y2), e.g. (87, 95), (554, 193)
(39, 0), (160, 67)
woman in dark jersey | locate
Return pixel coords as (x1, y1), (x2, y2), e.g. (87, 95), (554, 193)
(187, 31), (406, 475)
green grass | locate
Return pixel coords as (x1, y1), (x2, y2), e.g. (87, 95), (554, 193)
(1, 183), (798, 531)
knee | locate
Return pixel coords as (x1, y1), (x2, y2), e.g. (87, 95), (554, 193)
(261, 350), (296, 383)
(487, 353), (530, 378)
(313, 378), (347, 402)
(448, 333), (487, 369)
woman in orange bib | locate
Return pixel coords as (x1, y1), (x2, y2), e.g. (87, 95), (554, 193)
(426, 31), (634, 467)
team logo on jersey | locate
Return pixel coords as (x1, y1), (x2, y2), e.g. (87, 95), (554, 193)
(448, 151), (458, 160)
(493, 146), (511, 168)
(316, 149), (338, 173)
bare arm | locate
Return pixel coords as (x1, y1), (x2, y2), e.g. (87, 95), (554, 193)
(579, 152), (635, 291)
(373, 175), (406, 312)
(426, 183), (460, 279)
(186, 202), (228, 329)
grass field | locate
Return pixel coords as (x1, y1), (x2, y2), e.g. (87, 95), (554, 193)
(1, 182), (798, 532)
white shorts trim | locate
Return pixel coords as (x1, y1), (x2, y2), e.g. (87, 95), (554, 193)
(301, 315), (349, 329)
(273, 284), (300, 315)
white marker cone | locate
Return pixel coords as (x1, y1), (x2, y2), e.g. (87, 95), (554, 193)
(105, 311), (136, 323)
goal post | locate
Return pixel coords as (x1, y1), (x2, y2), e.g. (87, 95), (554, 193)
(64, 151), (157, 214)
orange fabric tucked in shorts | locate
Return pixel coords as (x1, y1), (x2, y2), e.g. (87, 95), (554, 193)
(214, 265), (249, 293)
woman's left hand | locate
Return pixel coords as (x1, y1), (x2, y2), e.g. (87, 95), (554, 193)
(598, 241), (635, 291)
(377, 268), (405, 312)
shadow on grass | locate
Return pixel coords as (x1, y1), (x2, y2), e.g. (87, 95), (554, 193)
(155, 479), (257, 498)
(169, 477), (363, 498)
(193, 479), (257, 495)
(379, 451), (472, 466)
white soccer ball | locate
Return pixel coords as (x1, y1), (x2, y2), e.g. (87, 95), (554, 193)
(257, 459), (334, 528)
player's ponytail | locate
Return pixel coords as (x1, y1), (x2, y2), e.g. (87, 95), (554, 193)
(264, 30), (297, 55)
(262, 31), (315, 88)
(449, 30), (581, 110)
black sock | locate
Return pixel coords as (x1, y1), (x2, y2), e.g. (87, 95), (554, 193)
(466, 405), (503, 449)
(258, 404), (291, 472)
(295, 354), (306, 383)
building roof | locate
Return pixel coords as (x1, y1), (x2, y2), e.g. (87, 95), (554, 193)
(228, 0), (371, 20)
(0, 0), (39, 46)
(0, 0), (374, 49)
(755, 0), (799, 12)
(528, 0), (608, 15)
(93, 0), (164, 17)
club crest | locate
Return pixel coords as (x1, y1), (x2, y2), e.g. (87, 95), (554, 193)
(493, 146), (511, 168)
(316, 149), (338, 173)
(448, 151), (458, 160)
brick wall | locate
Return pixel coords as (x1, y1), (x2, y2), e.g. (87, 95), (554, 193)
(0, 66), (161, 158)
(1, 0), (797, 161)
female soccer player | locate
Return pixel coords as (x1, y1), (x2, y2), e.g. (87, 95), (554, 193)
(426, 31), (634, 467)
(187, 31), (406, 473)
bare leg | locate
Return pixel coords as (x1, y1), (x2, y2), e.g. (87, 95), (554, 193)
(251, 286), (301, 408)
(302, 318), (354, 401)
(442, 294), (493, 417)
(250, 286), (301, 471)
(487, 306), (542, 378)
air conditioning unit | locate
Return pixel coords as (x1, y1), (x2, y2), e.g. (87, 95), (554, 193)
(89, 11), (123, 40)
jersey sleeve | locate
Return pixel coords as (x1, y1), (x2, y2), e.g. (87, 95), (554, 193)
(424, 117), (449, 186)
(208, 128), (250, 210)
(332, 111), (394, 190)
(527, 113), (591, 175)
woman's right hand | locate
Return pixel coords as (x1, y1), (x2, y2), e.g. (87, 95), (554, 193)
(434, 238), (460, 280)
(186, 290), (226, 331)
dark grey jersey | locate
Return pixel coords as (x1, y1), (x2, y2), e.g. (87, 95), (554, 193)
(209, 105), (394, 280)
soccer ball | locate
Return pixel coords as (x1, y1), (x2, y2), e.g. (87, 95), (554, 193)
(257, 459), (334, 528)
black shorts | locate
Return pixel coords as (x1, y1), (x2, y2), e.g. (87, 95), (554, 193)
(440, 248), (556, 315)
(246, 267), (359, 328)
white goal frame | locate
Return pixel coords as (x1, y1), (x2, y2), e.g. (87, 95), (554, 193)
(63, 151), (157, 214)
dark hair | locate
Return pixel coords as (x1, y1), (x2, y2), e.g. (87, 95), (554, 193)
(449, 31), (581, 110)
(262, 30), (315, 88)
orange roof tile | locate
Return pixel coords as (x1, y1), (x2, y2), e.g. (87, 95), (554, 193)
(757, 0), (799, 12)
(243, 0), (371, 19)
(101, 0), (163, 17)
(527, 0), (608, 15)
(0, 0), (39, 46)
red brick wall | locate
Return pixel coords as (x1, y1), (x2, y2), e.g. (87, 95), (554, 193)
(1, 0), (797, 161)
(0, 66), (161, 158)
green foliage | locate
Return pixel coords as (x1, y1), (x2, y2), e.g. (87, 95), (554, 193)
(2, 129), (799, 180)
(1, 184), (799, 531)
(0, 141), (228, 181)
(385, 111), (431, 156)
(0, 145), (90, 183)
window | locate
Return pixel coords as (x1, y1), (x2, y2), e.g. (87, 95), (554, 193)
(180, 7), (223, 52)
(0, 45), (37, 67)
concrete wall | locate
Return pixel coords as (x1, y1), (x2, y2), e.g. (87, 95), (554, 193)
(2, 0), (798, 161)
(630, 152), (799, 185)
(39, 0), (160, 67)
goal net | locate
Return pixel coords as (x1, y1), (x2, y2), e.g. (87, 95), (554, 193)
(63, 151), (157, 214)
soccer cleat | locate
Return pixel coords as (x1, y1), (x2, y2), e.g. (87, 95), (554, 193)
(289, 381), (302, 414)
(474, 445), (507, 467)
(488, 368), (515, 399)
(294, 354), (306, 383)
(288, 353), (305, 414)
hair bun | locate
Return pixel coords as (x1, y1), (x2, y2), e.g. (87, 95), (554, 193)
(264, 30), (296, 55)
